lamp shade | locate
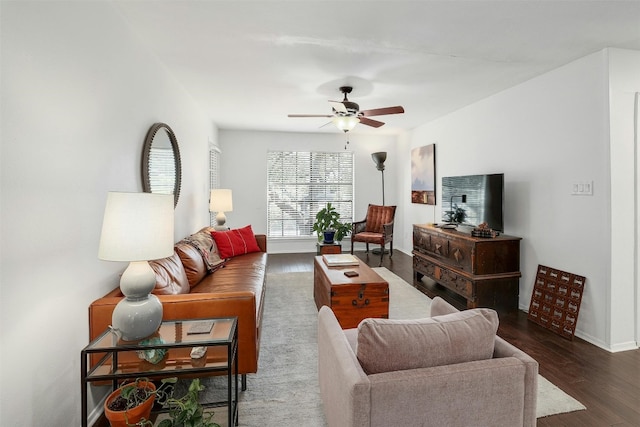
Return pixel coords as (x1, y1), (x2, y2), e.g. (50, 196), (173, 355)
(372, 152), (387, 171)
(333, 116), (360, 132)
(209, 189), (233, 213)
(98, 192), (174, 262)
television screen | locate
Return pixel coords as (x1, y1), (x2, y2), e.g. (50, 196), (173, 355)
(441, 173), (504, 232)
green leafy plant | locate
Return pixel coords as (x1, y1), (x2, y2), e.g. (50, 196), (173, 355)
(444, 206), (467, 224)
(312, 203), (351, 242)
(112, 378), (219, 427)
(156, 378), (220, 427)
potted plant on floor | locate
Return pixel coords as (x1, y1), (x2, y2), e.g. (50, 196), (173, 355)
(104, 378), (158, 427)
(114, 378), (219, 427)
(312, 203), (351, 244)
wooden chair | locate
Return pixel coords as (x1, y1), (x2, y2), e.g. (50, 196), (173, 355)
(350, 204), (397, 266)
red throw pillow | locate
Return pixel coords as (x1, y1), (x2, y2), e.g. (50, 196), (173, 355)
(211, 225), (261, 259)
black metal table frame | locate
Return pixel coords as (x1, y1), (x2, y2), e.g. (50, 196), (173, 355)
(81, 317), (238, 427)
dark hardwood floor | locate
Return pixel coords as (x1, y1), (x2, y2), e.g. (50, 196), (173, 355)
(268, 250), (640, 427)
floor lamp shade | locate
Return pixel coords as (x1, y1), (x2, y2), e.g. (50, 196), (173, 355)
(372, 152), (387, 205)
(210, 189), (233, 227)
(99, 192), (174, 341)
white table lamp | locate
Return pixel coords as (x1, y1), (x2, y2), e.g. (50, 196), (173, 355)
(98, 192), (174, 341)
(210, 189), (233, 227)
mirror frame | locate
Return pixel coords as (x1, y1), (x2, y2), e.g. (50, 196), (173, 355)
(141, 122), (182, 207)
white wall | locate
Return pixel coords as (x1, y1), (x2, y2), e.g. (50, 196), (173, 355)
(217, 130), (400, 254)
(1, 3), (212, 425)
(400, 49), (640, 351)
(607, 49), (640, 350)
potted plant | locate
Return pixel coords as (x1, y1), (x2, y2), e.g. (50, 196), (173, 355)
(156, 378), (220, 427)
(312, 203), (351, 244)
(104, 378), (158, 427)
(444, 205), (467, 224)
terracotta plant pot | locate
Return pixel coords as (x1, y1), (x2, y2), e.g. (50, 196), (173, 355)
(104, 380), (156, 427)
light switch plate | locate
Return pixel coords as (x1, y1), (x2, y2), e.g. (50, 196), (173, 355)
(571, 181), (593, 196)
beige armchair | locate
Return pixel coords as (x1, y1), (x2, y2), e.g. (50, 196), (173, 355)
(317, 297), (538, 427)
(350, 204), (396, 266)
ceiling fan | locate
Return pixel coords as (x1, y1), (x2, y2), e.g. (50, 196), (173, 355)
(288, 86), (405, 132)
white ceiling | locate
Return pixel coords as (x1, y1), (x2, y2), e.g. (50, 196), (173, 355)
(114, 1), (640, 135)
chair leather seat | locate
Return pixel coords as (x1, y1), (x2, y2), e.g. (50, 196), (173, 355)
(351, 231), (385, 244)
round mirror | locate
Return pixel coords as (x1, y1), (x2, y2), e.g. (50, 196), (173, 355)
(142, 123), (182, 207)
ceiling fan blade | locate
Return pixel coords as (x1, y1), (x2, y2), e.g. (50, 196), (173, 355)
(328, 101), (348, 113)
(288, 114), (334, 118)
(360, 106), (405, 117)
(359, 117), (385, 128)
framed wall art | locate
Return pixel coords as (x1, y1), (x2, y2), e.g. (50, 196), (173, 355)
(411, 144), (436, 205)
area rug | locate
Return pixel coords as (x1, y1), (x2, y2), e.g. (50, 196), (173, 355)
(191, 268), (585, 426)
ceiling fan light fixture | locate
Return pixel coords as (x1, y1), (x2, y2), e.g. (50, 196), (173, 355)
(333, 116), (360, 132)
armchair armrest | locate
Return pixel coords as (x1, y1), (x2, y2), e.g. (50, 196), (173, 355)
(494, 336), (538, 426)
(382, 220), (394, 237)
(318, 307), (370, 427)
(352, 219), (367, 235)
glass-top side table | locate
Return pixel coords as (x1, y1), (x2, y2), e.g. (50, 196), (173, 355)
(81, 317), (238, 427)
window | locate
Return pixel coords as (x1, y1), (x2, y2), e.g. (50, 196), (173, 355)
(267, 151), (354, 238)
(209, 146), (221, 226)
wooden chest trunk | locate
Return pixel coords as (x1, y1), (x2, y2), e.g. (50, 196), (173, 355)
(313, 256), (389, 329)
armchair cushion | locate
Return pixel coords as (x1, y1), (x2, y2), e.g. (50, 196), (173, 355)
(364, 205), (395, 233)
(356, 308), (499, 374)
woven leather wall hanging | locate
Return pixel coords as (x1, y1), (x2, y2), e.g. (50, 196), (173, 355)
(528, 264), (585, 340)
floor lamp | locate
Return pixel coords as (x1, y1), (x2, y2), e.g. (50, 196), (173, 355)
(371, 152), (388, 254)
(371, 152), (387, 206)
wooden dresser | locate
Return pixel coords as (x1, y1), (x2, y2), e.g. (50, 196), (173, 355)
(412, 224), (521, 312)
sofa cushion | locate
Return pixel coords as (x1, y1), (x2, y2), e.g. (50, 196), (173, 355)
(356, 308), (499, 374)
(182, 227), (225, 272)
(211, 225), (261, 259)
(430, 296), (460, 317)
(149, 251), (190, 295)
(175, 241), (208, 287)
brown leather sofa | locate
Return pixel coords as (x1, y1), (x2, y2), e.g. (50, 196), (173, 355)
(89, 227), (267, 389)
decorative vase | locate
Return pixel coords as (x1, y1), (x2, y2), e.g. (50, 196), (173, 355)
(323, 230), (336, 244)
(104, 380), (156, 427)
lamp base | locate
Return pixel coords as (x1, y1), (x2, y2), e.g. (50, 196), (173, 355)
(215, 211), (227, 227)
(371, 248), (389, 255)
(112, 294), (163, 341)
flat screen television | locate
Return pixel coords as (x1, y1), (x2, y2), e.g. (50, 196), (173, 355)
(441, 173), (504, 232)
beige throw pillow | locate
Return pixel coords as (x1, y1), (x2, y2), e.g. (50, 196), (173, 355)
(356, 308), (498, 374)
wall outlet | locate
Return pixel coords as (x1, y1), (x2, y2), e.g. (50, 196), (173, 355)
(571, 180), (593, 196)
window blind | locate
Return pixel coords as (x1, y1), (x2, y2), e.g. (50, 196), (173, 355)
(267, 151), (354, 238)
(148, 147), (176, 194)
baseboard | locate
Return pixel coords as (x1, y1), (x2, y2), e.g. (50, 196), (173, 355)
(518, 306), (638, 353)
(87, 392), (108, 427)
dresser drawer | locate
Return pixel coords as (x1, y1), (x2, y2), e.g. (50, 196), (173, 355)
(413, 227), (449, 257)
(447, 239), (472, 272)
(413, 255), (473, 300)
(436, 266), (473, 299)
